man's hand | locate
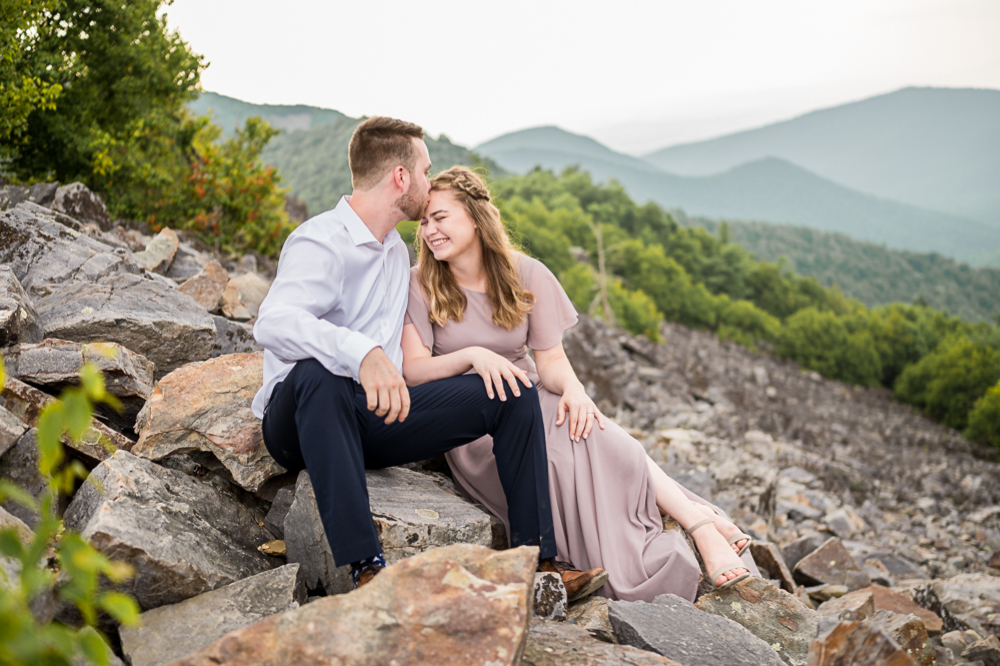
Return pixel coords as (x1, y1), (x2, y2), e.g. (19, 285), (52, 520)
(359, 347), (411, 424)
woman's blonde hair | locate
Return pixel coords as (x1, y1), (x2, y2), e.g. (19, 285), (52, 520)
(417, 166), (534, 330)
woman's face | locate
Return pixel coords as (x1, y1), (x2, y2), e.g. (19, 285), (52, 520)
(420, 189), (479, 263)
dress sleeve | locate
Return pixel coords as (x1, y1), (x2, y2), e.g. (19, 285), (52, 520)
(404, 268), (435, 351)
(523, 256), (579, 351)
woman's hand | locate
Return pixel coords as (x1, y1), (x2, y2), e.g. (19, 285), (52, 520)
(555, 384), (606, 442)
(465, 347), (532, 401)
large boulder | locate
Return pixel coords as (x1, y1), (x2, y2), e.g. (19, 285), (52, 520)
(522, 618), (681, 665)
(807, 620), (917, 666)
(211, 315), (261, 357)
(3, 339), (154, 432)
(223, 272), (271, 318)
(566, 596), (616, 643)
(0, 266), (43, 347)
(0, 183), (58, 210)
(284, 468), (495, 595)
(50, 182), (112, 231)
(172, 544), (539, 666)
(818, 584), (942, 635)
(0, 376), (132, 462)
(132, 353), (283, 492)
(0, 429), (49, 528)
(609, 594), (785, 666)
(119, 564), (305, 666)
(178, 259), (228, 311)
(35, 274), (215, 376)
(695, 577), (820, 666)
(63, 451), (276, 610)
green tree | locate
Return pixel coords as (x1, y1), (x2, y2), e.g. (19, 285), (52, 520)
(0, 356), (140, 666)
(717, 299), (781, 349)
(965, 379), (1000, 448)
(775, 308), (882, 385)
(0, 0), (61, 149)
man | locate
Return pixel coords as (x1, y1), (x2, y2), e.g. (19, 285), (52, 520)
(252, 117), (607, 597)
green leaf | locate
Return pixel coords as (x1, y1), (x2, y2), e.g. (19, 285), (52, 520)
(0, 529), (25, 559)
(0, 481), (38, 512)
(98, 591), (140, 626)
(35, 404), (65, 475)
(77, 626), (109, 666)
(62, 391), (91, 441)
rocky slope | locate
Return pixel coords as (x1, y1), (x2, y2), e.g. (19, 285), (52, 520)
(1, 183), (999, 665)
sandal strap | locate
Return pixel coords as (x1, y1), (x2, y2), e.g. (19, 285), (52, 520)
(686, 518), (715, 535)
(710, 564), (749, 582)
(727, 533), (752, 546)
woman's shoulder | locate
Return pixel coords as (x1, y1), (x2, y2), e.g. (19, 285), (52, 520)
(407, 266), (427, 304)
(516, 254), (556, 286)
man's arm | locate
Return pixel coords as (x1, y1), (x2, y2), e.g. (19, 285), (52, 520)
(254, 234), (378, 381)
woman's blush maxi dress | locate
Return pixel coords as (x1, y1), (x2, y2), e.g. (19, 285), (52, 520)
(404, 256), (758, 601)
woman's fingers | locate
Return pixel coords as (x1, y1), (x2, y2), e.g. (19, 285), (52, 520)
(583, 410), (595, 440)
(500, 366), (521, 398)
(596, 409), (607, 430)
(480, 372), (494, 399)
(556, 398), (567, 426)
(576, 405), (588, 441)
(491, 368), (507, 401)
(513, 365), (532, 388)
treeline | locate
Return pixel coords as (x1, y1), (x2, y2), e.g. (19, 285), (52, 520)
(481, 167), (1000, 448)
(1, 0), (293, 256)
(680, 214), (1000, 323)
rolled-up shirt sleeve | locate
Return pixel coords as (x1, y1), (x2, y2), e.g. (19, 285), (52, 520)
(254, 234), (378, 380)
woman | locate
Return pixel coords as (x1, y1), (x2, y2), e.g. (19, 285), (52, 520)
(401, 166), (758, 601)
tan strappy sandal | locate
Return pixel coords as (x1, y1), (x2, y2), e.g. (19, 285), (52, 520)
(687, 518), (751, 590)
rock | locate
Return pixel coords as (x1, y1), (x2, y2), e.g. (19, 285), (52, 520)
(609, 594), (786, 666)
(794, 538), (871, 591)
(942, 630), (978, 657)
(35, 273), (216, 376)
(962, 635), (1000, 666)
(695, 576), (819, 666)
(864, 553), (927, 581)
(284, 467), (494, 595)
(823, 507), (867, 540)
(4, 339), (154, 432)
(566, 596), (616, 643)
(522, 618), (681, 665)
(211, 315), (261, 357)
(534, 572), (568, 621)
(0, 202), (142, 299)
(990, 551), (1000, 570)
(817, 588), (876, 622)
(783, 535), (825, 571)
(0, 429), (49, 527)
(178, 259), (228, 311)
(0, 405), (27, 458)
(807, 584), (849, 602)
(752, 541), (797, 592)
(263, 484), (295, 540)
(0, 182), (58, 210)
(219, 281), (252, 321)
(0, 266), (43, 346)
(132, 353), (283, 492)
(929, 574), (1000, 619)
(900, 581), (970, 634)
(50, 182), (112, 231)
(806, 620), (917, 666)
(119, 564), (305, 666)
(133, 227), (179, 274)
(224, 272), (271, 318)
(0, 376), (133, 462)
(864, 584), (944, 635)
(864, 609), (935, 666)
(172, 544), (538, 666)
(63, 451), (276, 610)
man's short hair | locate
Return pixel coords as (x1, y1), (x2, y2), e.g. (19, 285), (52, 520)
(349, 117), (425, 190)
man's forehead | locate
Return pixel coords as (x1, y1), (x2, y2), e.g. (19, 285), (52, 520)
(414, 137), (431, 161)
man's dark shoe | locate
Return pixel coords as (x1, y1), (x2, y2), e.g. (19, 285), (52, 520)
(538, 558), (609, 602)
(352, 561), (385, 589)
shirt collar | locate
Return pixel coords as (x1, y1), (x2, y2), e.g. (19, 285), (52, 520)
(337, 196), (402, 250)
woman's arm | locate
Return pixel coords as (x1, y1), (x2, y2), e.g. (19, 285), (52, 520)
(534, 342), (606, 442)
(401, 324), (532, 400)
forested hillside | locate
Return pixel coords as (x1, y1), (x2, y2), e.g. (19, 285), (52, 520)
(476, 126), (1000, 267)
(677, 213), (1000, 323)
(188, 91), (347, 135)
(399, 167), (1000, 447)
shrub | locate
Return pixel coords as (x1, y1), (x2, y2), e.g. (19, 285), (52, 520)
(965, 380), (1000, 448)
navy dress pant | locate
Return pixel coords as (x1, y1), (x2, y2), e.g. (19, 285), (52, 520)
(261, 358), (557, 566)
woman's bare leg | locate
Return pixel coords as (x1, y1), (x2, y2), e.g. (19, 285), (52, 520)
(643, 457), (746, 586)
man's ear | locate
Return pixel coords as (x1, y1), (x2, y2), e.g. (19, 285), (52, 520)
(392, 165), (408, 193)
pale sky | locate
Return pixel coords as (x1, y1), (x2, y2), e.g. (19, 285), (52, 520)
(163, 0), (1000, 154)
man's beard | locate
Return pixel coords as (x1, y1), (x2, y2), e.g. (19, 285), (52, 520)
(395, 180), (428, 221)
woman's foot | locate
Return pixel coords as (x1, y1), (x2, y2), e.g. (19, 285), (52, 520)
(695, 503), (749, 555)
(687, 519), (749, 588)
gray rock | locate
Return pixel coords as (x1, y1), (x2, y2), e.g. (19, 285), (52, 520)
(751, 541), (797, 593)
(0, 429), (49, 527)
(35, 274), (215, 376)
(695, 577), (819, 666)
(864, 609), (935, 666)
(166, 243), (212, 281)
(284, 467), (494, 595)
(566, 596), (616, 644)
(119, 563), (305, 666)
(0, 202), (141, 299)
(0, 183), (58, 210)
(4, 338), (154, 432)
(50, 182), (112, 231)
(63, 451), (276, 610)
(609, 594), (785, 666)
(133, 228), (179, 274)
(0, 404), (27, 458)
(782, 535), (825, 571)
(534, 572), (568, 621)
(963, 636), (1000, 666)
(0, 266), (43, 347)
(807, 620), (918, 666)
(522, 618), (680, 665)
(264, 484), (295, 540)
(794, 538), (871, 591)
(211, 315), (261, 357)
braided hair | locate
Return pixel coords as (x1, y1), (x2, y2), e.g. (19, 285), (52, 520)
(417, 166), (534, 330)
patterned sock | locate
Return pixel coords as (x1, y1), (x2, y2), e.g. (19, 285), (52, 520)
(350, 553), (386, 587)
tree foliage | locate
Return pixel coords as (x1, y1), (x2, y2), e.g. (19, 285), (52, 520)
(0, 0), (62, 148)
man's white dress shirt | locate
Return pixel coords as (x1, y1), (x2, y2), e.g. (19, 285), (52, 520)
(251, 196), (409, 419)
